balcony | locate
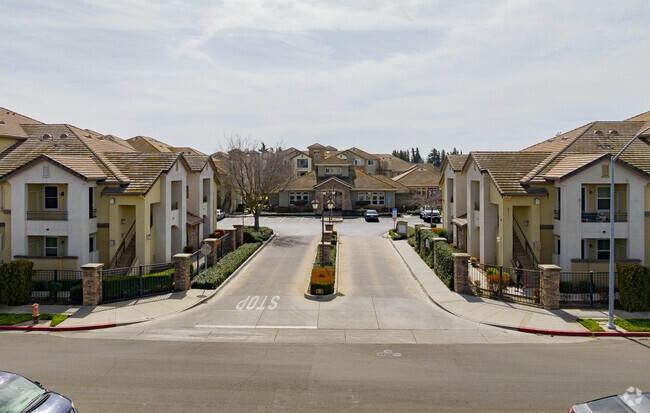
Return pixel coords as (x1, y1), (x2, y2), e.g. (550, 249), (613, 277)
(89, 208), (97, 219)
(554, 209), (560, 220)
(27, 210), (68, 221)
(581, 212), (627, 223)
(473, 202), (480, 211)
(203, 195), (208, 203)
(171, 201), (179, 211)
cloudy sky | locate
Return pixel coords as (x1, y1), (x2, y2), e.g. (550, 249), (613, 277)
(1, 1), (649, 155)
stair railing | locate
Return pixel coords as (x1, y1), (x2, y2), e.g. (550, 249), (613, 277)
(108, 221), (136, 269)
(512, 216), (538, 269)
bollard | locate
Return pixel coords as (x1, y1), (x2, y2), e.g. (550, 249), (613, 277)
(32, 303), (40, 323)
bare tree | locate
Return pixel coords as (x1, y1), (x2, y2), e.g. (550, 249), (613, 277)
(220, 135), (294, 230)
(407, 188), (442, 210)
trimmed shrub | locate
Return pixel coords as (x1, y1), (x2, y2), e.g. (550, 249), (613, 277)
(617, 263), (650, 312)
(487, 273), (511, 288)
(243, 226), (274, 241)
(436, 228), (448, 240)
(102, 269), (174, 302)
(310, 268), (334, 295)
(389, 229), (406, 240)
(356, 200), (371, 207)
(0, 260), (33, 306)
(191, 242), (262, 289)
(560, 281), (573, 294)
(433, 242), (455, 289)
(70, 284), (83, 303)
(243, 231), (263, 244)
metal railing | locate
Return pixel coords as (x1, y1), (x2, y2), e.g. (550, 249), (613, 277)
(554, 209), (560, 220)
(101, 262), (175, 303)
(468, 262), (541, 306)
(89, 208), (97, 218)
(581, 212), (627, 223)
(513, 216), (539, 270)
(26, 210), (68, 220)
(31, 269), (83, 303)
(107, 220), (136, 269)
(559, 271), (618, 307)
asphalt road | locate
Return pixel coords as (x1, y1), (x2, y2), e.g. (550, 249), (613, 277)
(1, 333), (648, 412)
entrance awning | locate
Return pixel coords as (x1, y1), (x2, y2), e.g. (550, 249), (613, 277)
(451, 218), (467, 228)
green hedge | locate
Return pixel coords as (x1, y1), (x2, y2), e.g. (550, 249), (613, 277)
(389, 229), (406, 240)
(102, 269), (174, 302)
(310, 280), (334, 295)
(0, 260), (33, 306)
(433, 241), (455, 289)
(243, 226), (274, 241)
(314, 244), (337, 269)
(617, 263), (650, 312)
(70, 284), (83, 303)
(191, 242), (262, 289)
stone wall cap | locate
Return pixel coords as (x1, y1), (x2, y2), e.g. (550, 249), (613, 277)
(452, 252), (471, 258)
(203, 238), (218, 242)
(538, 264), (561, 270)
(81, 263), (104, 269)
(432, 237), (447, 242)
(233, 224), (244, 228)
(173, 253), (193, 259)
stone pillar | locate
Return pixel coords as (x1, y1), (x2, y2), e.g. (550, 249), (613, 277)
(322, 230), (333, 243)
(539, 264), (561, 310)
(203, 238), (218, 267)
(81, 263), (103, 306)
(225, 229), (237, 251)
(320, 242), (332, 264)
(233, 224), (244, 248)
(452, 253), (471, 294)
(325, 223), (334, 232)
(432, 237), (446, 266)
(173, 253), (192, 291)
(414, 224), (424, 250)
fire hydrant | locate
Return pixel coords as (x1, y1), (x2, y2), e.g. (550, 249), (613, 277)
(32, 303), (39, 324)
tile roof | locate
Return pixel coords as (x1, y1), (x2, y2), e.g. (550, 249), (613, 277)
(100, 153), (180, 194)
(366, 172), (410, 193)
(285, 171), (317, 190)
(317, 155), (351, 166)
(307, 143), (325, 149)
(314, 176), (354, 189)
(0, 108), (42, 138)
(348, 170), (398, 191)
(346, 147), (378, 160)
(182, 154), (209, 172)
(471, 152), (551, 195)
(186, 212), (204, 226)
(127, 136), (173, 153)
(544, 154), (607, 181)
(393, 165), (442, 187)
(624, 110), (650, 122)
(445, 154), (469, 171)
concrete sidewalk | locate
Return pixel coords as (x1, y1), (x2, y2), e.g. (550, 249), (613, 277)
(0, 289), (217, 329)
(389, 238), (591, 333)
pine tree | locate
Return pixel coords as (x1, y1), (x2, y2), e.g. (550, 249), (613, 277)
(412, 147), (422, 163)
(440, 149), (446, 166)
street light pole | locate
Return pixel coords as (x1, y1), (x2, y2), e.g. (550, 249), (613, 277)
(608, 126), (650, 329)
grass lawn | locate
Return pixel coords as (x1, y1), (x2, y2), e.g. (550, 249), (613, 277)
(576, 318), (605, 332)
(614, 318), (650, 332)
(0, 313), (69, 327)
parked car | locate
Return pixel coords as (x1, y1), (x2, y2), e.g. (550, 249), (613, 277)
(216, 209), (226, 220)
(421, 208), (441, 223)
(0, 371), (77, 412)
(570, 392), (650, 412)
(364, 209), (379, 222)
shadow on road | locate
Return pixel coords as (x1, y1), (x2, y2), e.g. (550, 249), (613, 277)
(269, 236), (311, 248)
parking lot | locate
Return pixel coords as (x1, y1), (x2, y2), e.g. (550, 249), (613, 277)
(216, 214), (439, 236)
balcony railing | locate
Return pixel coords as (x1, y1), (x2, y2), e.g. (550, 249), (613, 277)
(27, 210), (68, 221)
(171, 201), (179, 210)
(581, 212), (627, 223)
(474, 202), (480, 211)
(89, 208), (97, 219)
(554, 209), (560, 220)
(203, 196), (208, 203)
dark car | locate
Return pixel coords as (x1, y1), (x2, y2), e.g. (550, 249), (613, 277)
(364, 209), (379, 222)
(570, 391), (650, 412)
(0, 371), (76, 413)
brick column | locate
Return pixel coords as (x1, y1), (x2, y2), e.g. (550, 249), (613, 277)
(325, 223), (334, 232)
(539, 264), (561, 310)
(432, 237), (446, 266)
(320, 242), (332, 264)
(173, 253), (192, 291)
(81, 263), (103, 306)
(225, 229), (237, 251)
(322, 230), (333, 243)
(452, 253), (471, 294)
(233, 224), (244, 248)
(203, 238), (218, 267)
(414, 224), (424, 249)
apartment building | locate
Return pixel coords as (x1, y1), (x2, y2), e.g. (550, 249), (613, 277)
(440, 111), (650, 271)
(0, 108), (218, 270)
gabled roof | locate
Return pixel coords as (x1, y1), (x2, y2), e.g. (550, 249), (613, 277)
(284, 171), (317, 190)
(317, 155), (351, 166)
(373, 154), (414, 173)
(314, 175), (354, 189)
(625, 110), (650, 122)
(346, 147), (378, 160)
(0, 107), (43, 138)
(100, 152), (181, 194)
(308, 143), (325, 149)
(544, 154), (608, 181)
(445, 154), (470, 172)
(127, 135), (174, 153)
(393, 164), (441, 187)
(0, 154), (108, 182)
(355, 170), (408, 192)
(470, 152), (551, 195)
(182, 154), (210, 172)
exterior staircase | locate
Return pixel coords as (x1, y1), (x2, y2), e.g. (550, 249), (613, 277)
(116, 237), (136, 268)
(512, 230), (533, 269)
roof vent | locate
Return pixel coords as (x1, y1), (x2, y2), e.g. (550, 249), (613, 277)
(42, 134), (52, 140)
(59, 133), (68, 138)
(594, 130), (603, 136)
(561, 137), (568, 141)
(548, 138), (555, 142)
(609, 130), (619, 136)
(0, 121), (5, 124)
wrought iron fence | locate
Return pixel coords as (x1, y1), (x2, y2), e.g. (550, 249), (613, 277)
(468, 262), (541, 306)
(101, 262), (175, 303)
(26, 210), (68, 220)
(32, 269), (83, 303)
(559, 271), (618, 307)
(218, 233), (232, 259)
(190, 247), (206, 279)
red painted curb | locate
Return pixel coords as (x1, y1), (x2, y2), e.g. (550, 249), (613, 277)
(0, 323), (116, 332)
(518, 327), (650, 337)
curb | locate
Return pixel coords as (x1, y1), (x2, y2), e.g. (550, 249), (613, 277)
(517, 327), (650, 337)
(304, 235), (339, 301)
(0, 323), (116, 332)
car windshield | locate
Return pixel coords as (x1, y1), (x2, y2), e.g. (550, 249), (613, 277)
(367, 210), (378, 215)
(0, 374), (48, 413)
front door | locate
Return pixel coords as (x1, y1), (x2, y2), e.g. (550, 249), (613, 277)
(615, 190), (627, 222)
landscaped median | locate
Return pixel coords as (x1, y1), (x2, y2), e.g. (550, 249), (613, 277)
(305, 229), (339, 300)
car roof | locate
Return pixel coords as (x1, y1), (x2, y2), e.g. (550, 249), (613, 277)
(572, 393), (650, 412)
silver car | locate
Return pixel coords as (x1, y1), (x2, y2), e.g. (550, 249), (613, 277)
(570, 392), (650, 412)
(0, 371), (76, 413)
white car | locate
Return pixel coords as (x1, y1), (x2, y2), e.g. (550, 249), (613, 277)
(216, 209), (226, 220)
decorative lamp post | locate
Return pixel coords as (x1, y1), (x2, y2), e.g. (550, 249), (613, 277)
(327, 191), (336, 222)
(607, 126), (650, 329)
(311, 198), (325, 266)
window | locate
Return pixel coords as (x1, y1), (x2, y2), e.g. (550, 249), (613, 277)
(367, 160), (374, 166)
(601, 164), (609, 178)
(354, 159), (362, 166)
(89, 234), (96, 253)
(186, 186), (189, 199)
(45, 237), (58, 257)
(370, 192), (385, 206)
(43, 165), (49, 178)
(336, 167), (341, 175)
(297, 159), (309, 168)
(555, 237), (561, 255)
(597, 186), (610, 210)
(89, 187), (95, 217)
(325, 168), (330, 174)
(597, 239), (609, 260)
(581, 240), (587, 260)
(289, 192), (309, 205)
(44, 186), (58, 209)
